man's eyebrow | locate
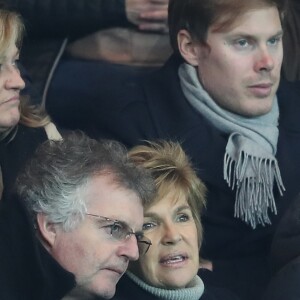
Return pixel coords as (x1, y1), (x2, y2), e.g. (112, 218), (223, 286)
(229, 30), (283, 39)
(272, 30), (284, 38)
(266, 30), (284, 39)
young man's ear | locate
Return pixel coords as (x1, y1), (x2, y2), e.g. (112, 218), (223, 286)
(36, 213), (57, 249)
(177, 29), (207, 66)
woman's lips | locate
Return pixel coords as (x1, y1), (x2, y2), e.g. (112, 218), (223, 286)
(1, 95), (20, 105)
(159, 253), (188, 266)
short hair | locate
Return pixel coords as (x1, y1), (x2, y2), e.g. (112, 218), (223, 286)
(16, 131), (155, 231)
(0, 8), (23, 58)
(168, 0), (287, 52)
(128, 141), (206, 247)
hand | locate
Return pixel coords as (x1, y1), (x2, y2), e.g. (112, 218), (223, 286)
(125, 0), (168, 33)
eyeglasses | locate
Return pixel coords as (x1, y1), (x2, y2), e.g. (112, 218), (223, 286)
(85, 213), (152, 256)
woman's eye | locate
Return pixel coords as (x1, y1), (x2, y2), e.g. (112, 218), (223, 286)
(177, 213), (190, 222)
(142, 222), (156, 231)
(0, 60), (20, 72)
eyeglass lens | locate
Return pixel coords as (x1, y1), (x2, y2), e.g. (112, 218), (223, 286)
(86, 214), (151, 255)
(110, 221), (151, 256)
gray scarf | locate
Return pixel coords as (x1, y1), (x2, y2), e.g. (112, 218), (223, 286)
(179, 63), (285, 228)
(126, 271), (204, 300)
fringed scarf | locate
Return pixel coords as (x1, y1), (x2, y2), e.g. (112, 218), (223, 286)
(179, 63), (285, 228)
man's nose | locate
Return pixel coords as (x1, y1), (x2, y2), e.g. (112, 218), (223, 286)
(119, 234), (140, 261)
(254, 47), (275, 73)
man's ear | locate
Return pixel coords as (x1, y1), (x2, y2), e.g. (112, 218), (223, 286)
(37, 213), (57, 248)
(177, 29), (207, 66)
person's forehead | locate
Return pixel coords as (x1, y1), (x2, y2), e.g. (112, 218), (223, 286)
(85, 175), (143, 226)
(146, 190), (190, 213)
(210, 6), (281, 36)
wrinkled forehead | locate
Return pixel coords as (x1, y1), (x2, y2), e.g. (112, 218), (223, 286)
(145, 184), (190, 212)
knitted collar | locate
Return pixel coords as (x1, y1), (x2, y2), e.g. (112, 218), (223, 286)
(126, 271), (204, 300)
(178, 63), (285, 228)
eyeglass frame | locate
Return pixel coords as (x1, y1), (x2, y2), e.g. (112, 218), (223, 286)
(85, 213), (152, 256)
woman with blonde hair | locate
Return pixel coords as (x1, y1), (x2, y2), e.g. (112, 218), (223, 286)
(113, 141), (238, 300)
(0, 7), (61, 200)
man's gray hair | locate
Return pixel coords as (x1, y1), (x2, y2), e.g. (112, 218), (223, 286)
(16, 131), (155, 231)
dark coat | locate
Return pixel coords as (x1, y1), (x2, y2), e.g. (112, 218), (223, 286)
(113, 273), (239, 300)
(282, 0), (300, 81)
(0, 194), (75, 299)
(263, 194), (300, 300)
(47, 54), (300, 300)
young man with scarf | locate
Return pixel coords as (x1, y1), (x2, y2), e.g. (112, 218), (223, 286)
(46, 0), (300, 299)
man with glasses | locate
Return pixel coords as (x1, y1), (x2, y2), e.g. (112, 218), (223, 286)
(0, 131), (154, 300)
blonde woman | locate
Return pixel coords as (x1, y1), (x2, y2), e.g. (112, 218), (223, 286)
(113, 141), (238, 300)
(0, 8), (61, 200)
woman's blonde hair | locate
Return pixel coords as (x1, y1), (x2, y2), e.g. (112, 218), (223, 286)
(0, 8), (23, 58)
(0, 8), (50, 141)
(129, 140), (206, 248)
